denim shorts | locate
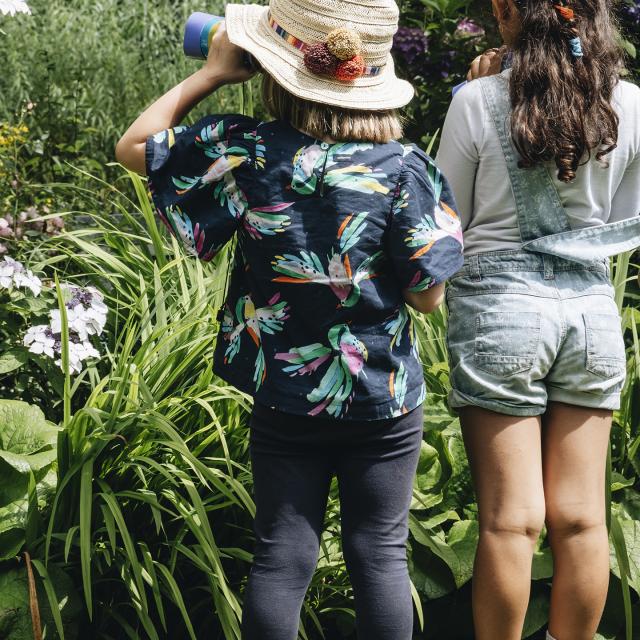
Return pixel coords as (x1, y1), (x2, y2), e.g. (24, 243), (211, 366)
(445, 251), (627, 417)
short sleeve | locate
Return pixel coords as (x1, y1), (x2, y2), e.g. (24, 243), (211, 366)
(387, 146), (465, 292)
(145, 114), (261, 261)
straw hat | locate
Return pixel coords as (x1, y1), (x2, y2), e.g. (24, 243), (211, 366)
(225, 0), (415, 111)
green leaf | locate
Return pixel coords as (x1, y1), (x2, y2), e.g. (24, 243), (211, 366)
(409, 515), (478, 588)
(156, 563), (197, 640)
(409, 541), (456, 600)
(442, 435), (474, 509)
(611, 472), (635, 493)
(0, 567), (31, 640)
(0, 401), (59, 560)
(610, 517), (640, 595)
(5, 296), (50, 316)
(598, 573), (631, 638)
(446, 520), (478, 587)
(0, 350), (28, 375)
(0, 563), (82, 640)
(522, 581), (550, 638)
(532, 547), (554, 580)
(423, 398), (458, 431)
(414, 441), (442, 493)
(79, 460), (94, 618)
(0, 400), (59, 455)
(620, 38), (637, 59)
(30, 560), (65, 640)
(410, 580), (424, 631)
(610, 515), (636, 639)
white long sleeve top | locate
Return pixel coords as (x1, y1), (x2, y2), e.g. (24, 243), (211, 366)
(435, 70), (640, 256)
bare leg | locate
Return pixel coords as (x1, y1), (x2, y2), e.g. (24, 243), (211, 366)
(543, 402), (612, 640)
(460, 406), (546, 640)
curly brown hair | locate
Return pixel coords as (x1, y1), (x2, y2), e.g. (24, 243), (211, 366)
(511, 0), (623, 182)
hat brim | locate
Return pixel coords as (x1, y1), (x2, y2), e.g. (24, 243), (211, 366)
(225, 4), (415, 111)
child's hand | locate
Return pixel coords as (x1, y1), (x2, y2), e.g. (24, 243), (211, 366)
(466, 46), (507, 81)
(200, 24), (257, 86)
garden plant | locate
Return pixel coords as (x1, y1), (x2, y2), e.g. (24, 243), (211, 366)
(0, 0), (638, 639)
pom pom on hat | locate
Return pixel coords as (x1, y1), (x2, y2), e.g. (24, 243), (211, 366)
(303, 42), (340, 76)
(336, 55), (365, 81)
(326, 28), (362, 61)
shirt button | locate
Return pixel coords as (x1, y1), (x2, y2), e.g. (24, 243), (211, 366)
(320, 142), (330, 150)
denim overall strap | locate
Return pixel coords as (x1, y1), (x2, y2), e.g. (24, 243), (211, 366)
(478, 74), (571, 241)
(478, 74), (640, 265)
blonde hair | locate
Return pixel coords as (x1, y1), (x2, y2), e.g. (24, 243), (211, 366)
(261, 74), (403, 144)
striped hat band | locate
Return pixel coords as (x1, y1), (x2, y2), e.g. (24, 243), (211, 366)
(268, 13), (383, 77)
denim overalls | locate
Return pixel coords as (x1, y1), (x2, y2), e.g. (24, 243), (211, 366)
(445, 74), (639, 416)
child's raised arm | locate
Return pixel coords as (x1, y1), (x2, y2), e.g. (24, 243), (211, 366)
(115, 26), (254, 175)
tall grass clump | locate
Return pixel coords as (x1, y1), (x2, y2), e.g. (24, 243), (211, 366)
(39, 171), (253, 638)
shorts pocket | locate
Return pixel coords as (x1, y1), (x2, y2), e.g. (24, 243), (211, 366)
(474, 311), (541, 377)
(584, 313), (626, 379)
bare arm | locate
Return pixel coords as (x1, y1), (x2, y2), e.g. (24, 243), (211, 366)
(115, 27), (254, 175)
(402, 283), (446, 314)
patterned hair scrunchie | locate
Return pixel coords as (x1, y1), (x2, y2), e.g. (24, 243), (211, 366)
(553, 1), (584, 59)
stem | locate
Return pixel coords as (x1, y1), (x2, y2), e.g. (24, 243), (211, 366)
(246, 80), (254, 118)
(24, 551), (43, 640)
(54, 273), (71, 428)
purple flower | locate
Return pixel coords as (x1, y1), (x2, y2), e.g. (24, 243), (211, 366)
(456, 18), (485, 37)
(620, 1), (640, 27)
(392, 26), (428, 67)
(429, 50), (457, 79)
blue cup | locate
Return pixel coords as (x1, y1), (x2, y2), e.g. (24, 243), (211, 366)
(184, 12), (257, 70)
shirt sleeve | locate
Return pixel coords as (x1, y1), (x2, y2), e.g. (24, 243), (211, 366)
(610, 82), (640, 223)
(145, 114), (259, 261)
(387, 145), (465, 292)
(435, 81), (484, 233)
(609, 83), (640, 223)
(610, 153), (640, 222)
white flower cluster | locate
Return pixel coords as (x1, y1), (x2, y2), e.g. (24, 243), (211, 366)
(0, 1), (30, 16)
(23, 284), (107, 374)
(52, 285), (108, 340)
(0, 256), (42, 296)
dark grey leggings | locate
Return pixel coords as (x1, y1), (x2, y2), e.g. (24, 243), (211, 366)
(241, 401), (424, 640)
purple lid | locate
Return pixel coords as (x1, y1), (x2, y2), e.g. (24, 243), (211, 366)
(184, 12), (221, 59)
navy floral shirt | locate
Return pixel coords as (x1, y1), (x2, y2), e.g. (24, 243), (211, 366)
(146, 115), (464, 420)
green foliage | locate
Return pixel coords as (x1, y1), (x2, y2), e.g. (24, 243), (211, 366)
(0, 400), (59, 561)
(0, 0), (249, 217)
(394, 0), (490, 146)
(0, 563), (81, 640)
(0, 274), (53, 409)
(0, 567), (36, 640)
